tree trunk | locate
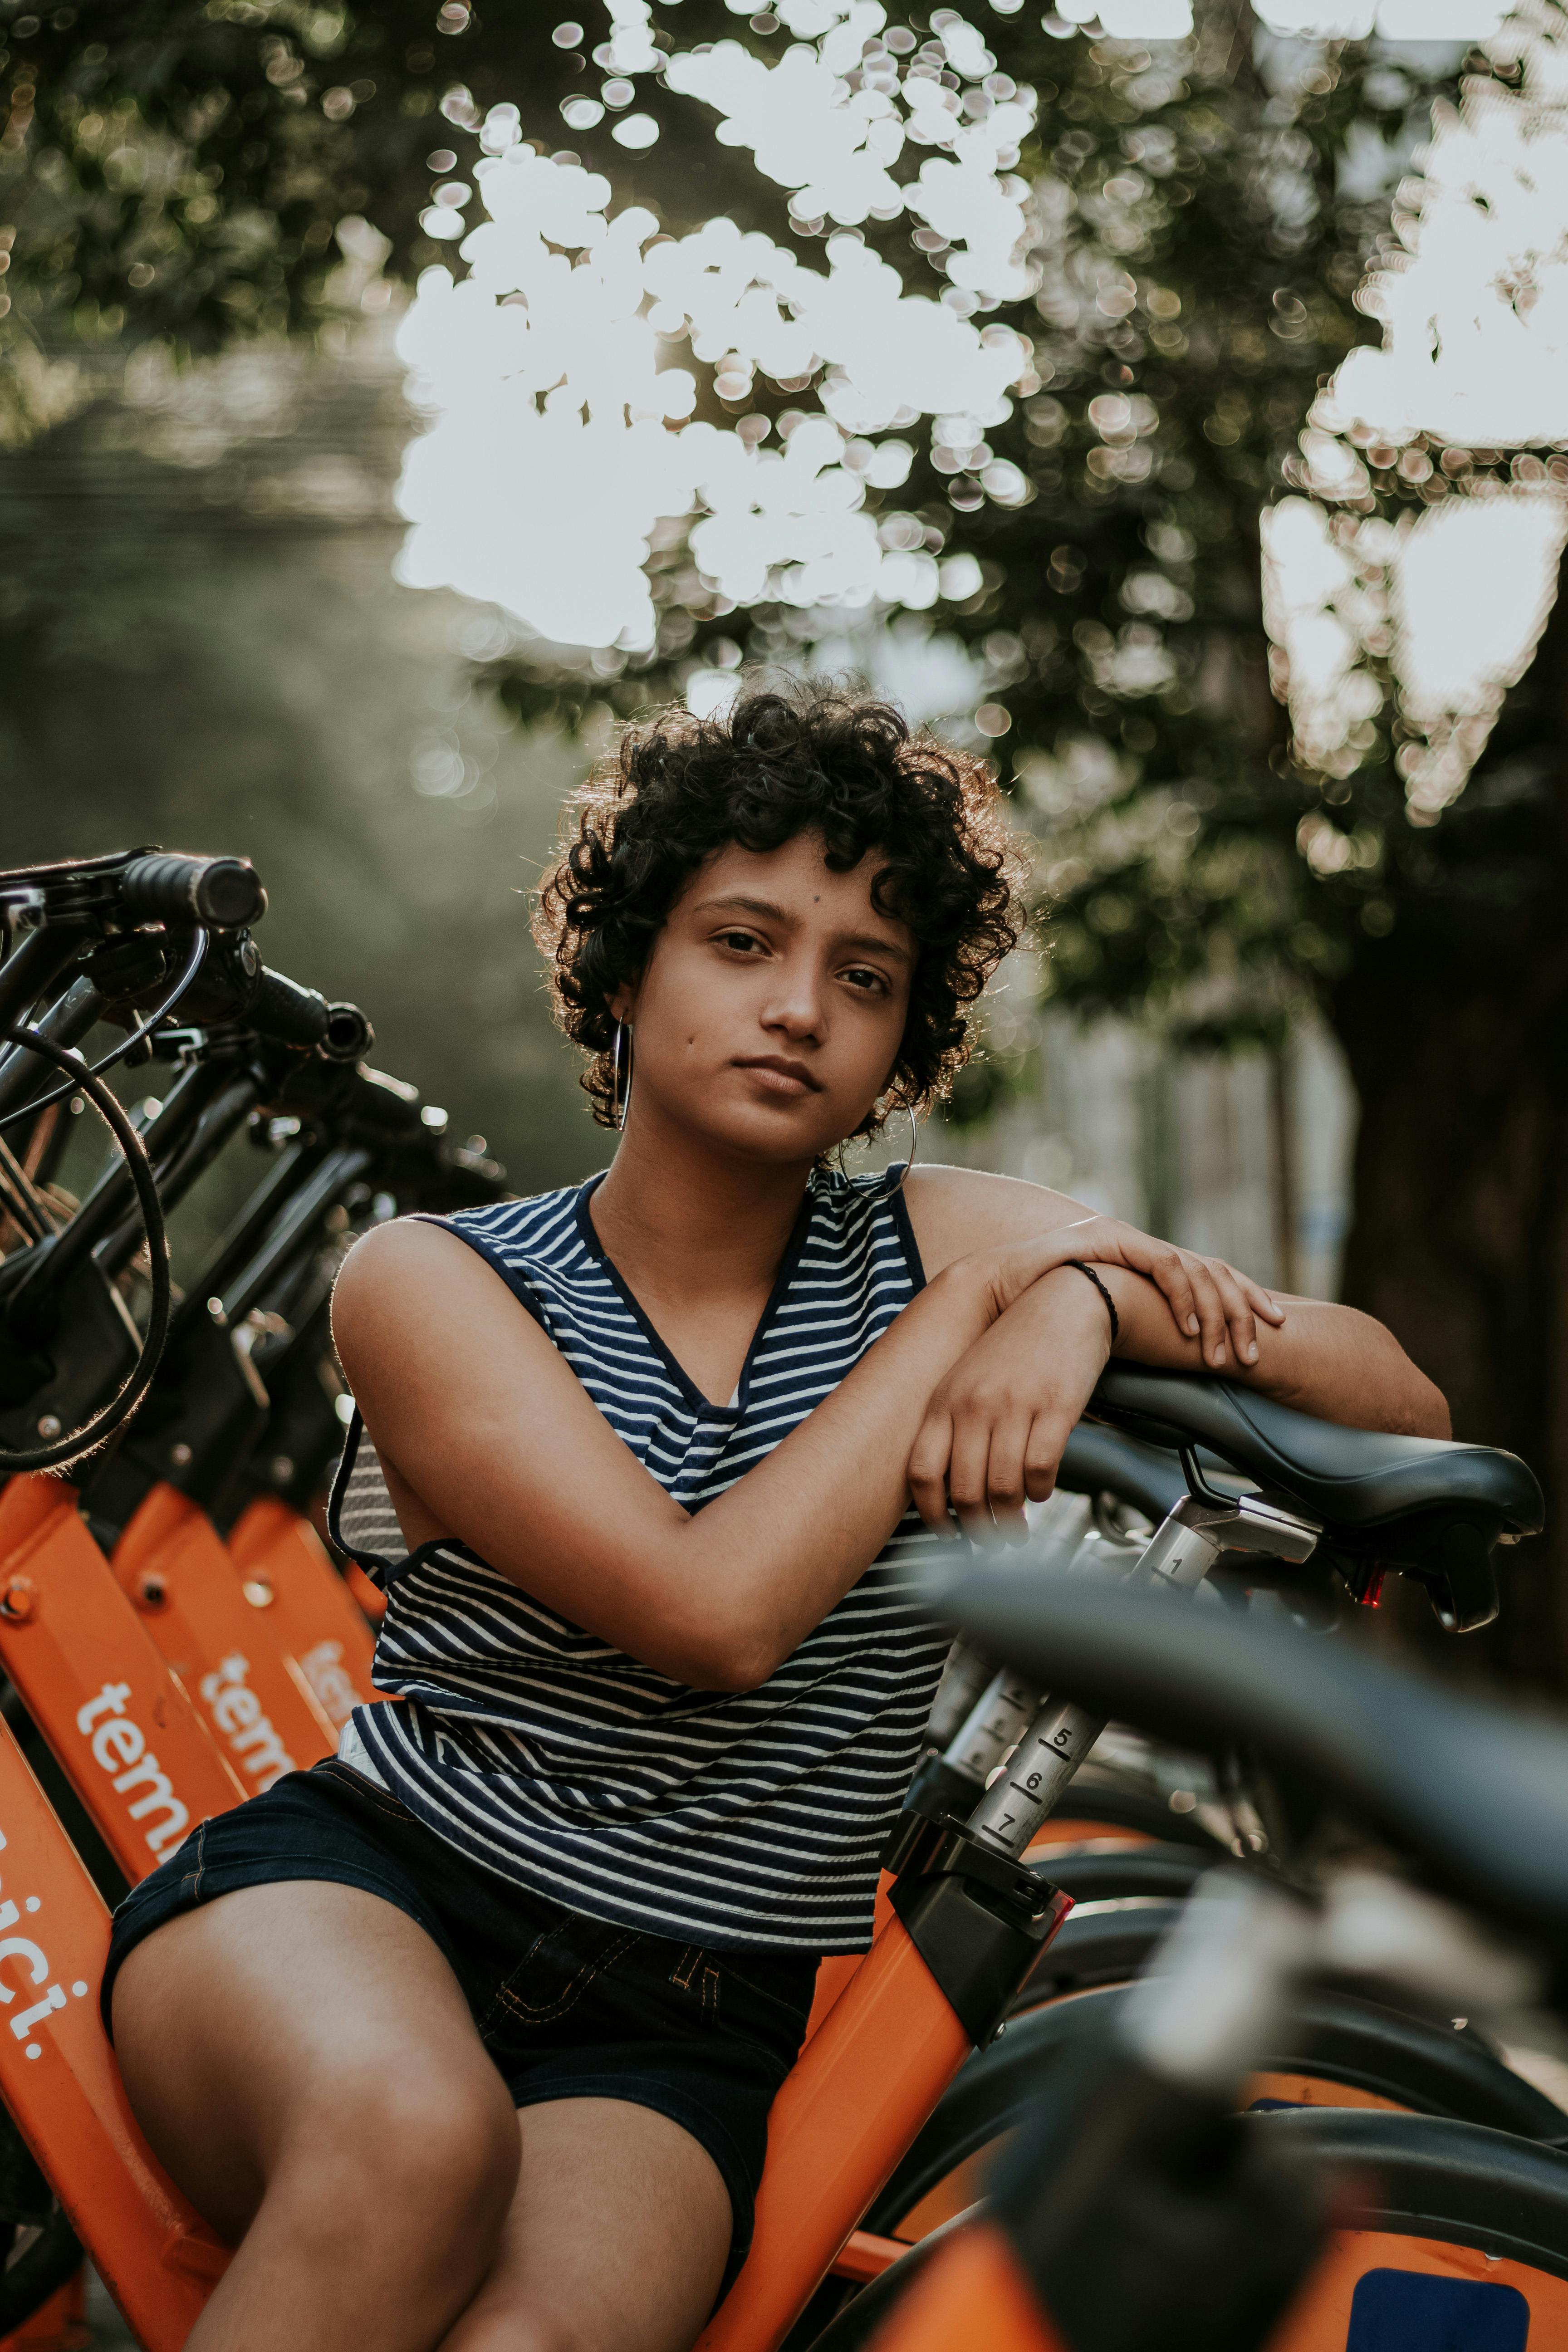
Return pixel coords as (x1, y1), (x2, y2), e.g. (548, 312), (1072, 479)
(1332, 550), (1568, 1693)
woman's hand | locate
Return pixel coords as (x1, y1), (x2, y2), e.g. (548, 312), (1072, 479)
(980, 1213), (1284, 1372)
(908, 1264), (1113, 1542)
(909, 1217), (1288, 1540)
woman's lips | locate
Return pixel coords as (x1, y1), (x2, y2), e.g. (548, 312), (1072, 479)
(733, 1058), (821, 1098)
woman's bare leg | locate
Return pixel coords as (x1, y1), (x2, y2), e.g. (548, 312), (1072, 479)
(111, 1882), (520, 2352)
(439, 2100), (732, 2352)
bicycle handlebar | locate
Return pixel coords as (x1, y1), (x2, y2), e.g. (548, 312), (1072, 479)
(0, 846), (265, 939)
(118, 853), (266, 932)
(82, 929), (372, 1064)
(940, 1563), (1568, 1949)
(247, 969), (372, 1062)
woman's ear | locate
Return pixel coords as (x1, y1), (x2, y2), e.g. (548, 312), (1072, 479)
(608, 981), (636, 1024)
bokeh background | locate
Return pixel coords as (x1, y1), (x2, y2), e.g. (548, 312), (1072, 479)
(5, 0), (1567, 1693)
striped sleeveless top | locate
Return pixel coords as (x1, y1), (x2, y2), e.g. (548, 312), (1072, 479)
(328, 1167), (953, 1952)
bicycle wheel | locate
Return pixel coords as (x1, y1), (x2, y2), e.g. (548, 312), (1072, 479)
(866, 1984), (1567, 2246)
(1030, 1840), (1210, 1906)
(1253, 2108), (1568, 2347)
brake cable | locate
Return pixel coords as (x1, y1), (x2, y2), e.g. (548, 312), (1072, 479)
(0, 1029), (171, 1476)
(0, 925), (210, 1135)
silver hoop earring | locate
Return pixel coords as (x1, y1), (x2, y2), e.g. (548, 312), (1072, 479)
(611, 1019), (632, 1131)
(891, 1102), (919, 1190)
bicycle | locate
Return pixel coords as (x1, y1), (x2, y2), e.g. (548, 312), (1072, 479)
(0, 886), (506, 1891)
(827, 1366), (1560, 2294)
(840, 1560), (1568, 2350)
(0, 842), (503, 2333)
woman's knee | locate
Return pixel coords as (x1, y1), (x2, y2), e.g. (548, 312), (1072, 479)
(282, 2062), (519, 2250)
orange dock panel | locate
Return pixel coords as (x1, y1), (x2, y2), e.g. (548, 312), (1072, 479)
(0, 1714), (227, 2350)
(0, 1480), (245, 1884)
(226, 1497), (379, 1730)
(112, 1489), (336, 1793)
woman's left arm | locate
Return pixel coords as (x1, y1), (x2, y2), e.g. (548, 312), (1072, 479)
(902, 1165), (1450, 1539)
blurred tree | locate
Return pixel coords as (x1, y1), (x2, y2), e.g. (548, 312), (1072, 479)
(0, 360), (603, 1228)
(8, 0), (1568, 1680)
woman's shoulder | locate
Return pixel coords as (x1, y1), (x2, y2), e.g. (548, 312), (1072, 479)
(898, 1163), (1096, 1279)
(432, 1182), (590, 1263)
(335, 1182), (603, 1339)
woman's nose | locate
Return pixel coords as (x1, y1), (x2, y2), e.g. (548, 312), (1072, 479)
(761, 960), (827, 1040)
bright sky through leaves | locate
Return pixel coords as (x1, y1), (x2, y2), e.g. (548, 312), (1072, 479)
(1266, 3), (1568, 821)
(395, 3), (1036, 652)
(394, 0), (1565, 834)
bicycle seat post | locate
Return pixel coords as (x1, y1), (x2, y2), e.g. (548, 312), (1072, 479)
(941, 1664), (1041, 1797)
(921, 1638), (996, 1755)
(959, 1487), (1321, 1864)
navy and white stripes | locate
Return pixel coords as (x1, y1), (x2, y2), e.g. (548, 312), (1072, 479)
(328, 1169), (953, 1953)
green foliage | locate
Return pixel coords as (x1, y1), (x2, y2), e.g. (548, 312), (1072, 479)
(917, 27), (1460, 1048)
(0, 0), (578, 439)
(0, 0), (1496, 1054)
(465, 17), (1468, 1054)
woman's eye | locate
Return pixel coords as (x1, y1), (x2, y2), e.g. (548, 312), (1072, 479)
(716, 929), (764, 955)
(842, 965), (891, 995)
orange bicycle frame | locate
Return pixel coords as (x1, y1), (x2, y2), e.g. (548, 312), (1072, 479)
(699, 1909), (1000, 2352)
(0, 1704), (228, 2350)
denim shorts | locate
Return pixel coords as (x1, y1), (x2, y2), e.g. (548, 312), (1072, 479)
(102, 1759), (820, 2292)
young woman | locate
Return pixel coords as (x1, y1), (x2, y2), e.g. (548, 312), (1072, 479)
(103, 686), (1446, 2352)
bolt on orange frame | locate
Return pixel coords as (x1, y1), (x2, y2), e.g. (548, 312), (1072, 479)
(107, 1485), (336, 1793)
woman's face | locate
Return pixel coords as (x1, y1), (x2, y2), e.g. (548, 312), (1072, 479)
(613, 830), (916, 1165)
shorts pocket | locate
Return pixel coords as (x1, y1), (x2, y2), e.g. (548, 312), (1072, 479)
(668, 1944), (724, 2029)
(489, 1919), (643, 2030)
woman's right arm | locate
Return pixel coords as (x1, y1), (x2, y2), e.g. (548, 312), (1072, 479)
(331, 1220), (1110, 1692)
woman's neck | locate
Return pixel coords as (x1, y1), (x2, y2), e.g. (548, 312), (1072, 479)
(589, 1100), (812, 1312)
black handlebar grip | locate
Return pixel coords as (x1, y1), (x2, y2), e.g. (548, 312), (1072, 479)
(248, 968), (330, 1050)
(120, 853), (267, 931)
(322, 1002), (374, 1064)
(246, 976), (371, 1062)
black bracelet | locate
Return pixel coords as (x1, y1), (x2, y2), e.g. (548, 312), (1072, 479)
(1065, 1259), (1120, 1348)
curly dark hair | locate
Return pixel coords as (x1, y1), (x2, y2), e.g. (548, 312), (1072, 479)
(534, 678), (1028, 1138)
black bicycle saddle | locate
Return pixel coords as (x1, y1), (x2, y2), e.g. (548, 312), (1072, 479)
(1086, 1365), (1543, 1634)
(940, 1567), (1568, 1948)
(1089, 1364), (1541, 1535)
